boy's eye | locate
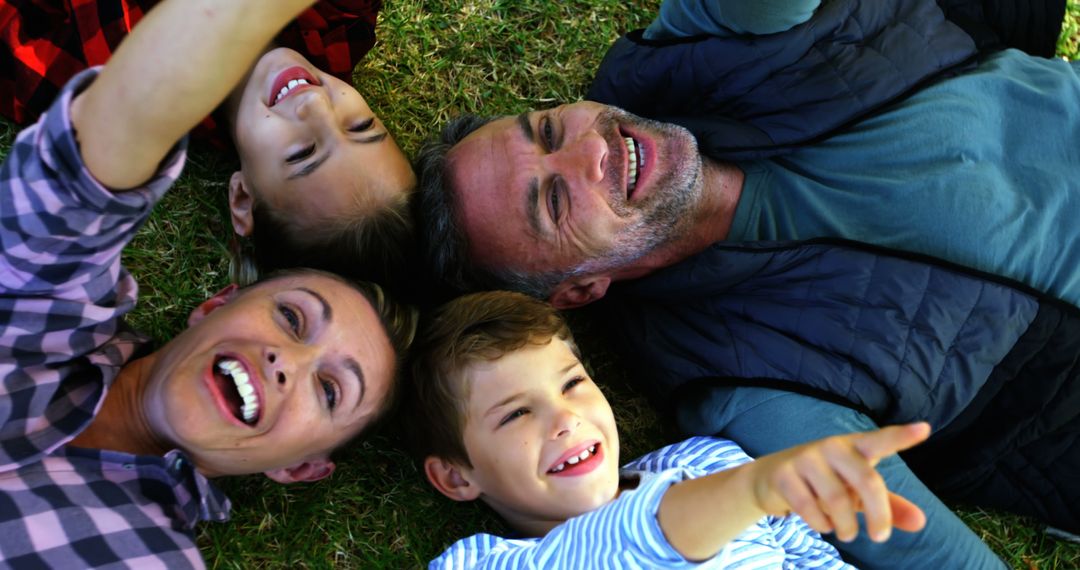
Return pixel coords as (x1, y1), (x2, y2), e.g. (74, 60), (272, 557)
(499, 408), (528, 427)
(279, 304), (302, 335)
(348, 118), (375, 133)
(320, 376), (339, 411)
(563, 376), (585, 393)
(286, 143), (316, 163)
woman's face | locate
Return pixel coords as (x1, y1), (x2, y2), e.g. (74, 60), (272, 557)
(227, 48), (415, 236)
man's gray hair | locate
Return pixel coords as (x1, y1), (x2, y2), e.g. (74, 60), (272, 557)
(413, 114), (573, 299)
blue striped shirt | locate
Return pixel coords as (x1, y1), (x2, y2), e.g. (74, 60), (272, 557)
(431, 437), (853, 569)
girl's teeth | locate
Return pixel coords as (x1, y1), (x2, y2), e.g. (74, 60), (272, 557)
(275, 78), (311, 104)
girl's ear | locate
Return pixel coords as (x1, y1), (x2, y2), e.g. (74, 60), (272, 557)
(424, 456), (482, 502)
(229, 171), (255, 237)
(187, 284), (240, 327)
(264, 457), (336, 484)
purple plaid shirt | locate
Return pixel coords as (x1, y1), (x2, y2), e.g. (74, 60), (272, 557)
(0, 68), (230, 568)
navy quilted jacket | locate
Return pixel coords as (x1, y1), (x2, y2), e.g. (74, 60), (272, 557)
(600, 239), (1080, 530)
(586, 0), (1064, 160)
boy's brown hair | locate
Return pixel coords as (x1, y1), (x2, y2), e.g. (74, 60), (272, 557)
(402, 291), (579, 467)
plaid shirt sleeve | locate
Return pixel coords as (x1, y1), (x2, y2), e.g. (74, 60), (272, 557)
(1, 0), (382, 129)
(0, 67), (187, 472)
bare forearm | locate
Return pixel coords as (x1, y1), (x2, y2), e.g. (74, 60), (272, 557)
(656, 463), (765, 561)
(71, 0), (315, 189)
(655, 424), (930, 561)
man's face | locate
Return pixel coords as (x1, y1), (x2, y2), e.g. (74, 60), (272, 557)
(448, 102), (702, 279)
(230, 48), (415, 235)
(143, 273), (395, 480)
(456, 338), (621, 526)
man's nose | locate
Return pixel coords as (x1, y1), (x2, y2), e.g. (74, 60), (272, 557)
(548, 130), (607, 187)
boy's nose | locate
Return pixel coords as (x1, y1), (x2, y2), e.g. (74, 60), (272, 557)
(550, 408), (582, 439)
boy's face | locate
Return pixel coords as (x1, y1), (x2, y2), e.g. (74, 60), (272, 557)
(456, 337), (621, 527)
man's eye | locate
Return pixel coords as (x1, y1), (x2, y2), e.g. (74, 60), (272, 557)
(286, 143), (316, 163)
(499, 408), (528, 426)
(320, 377), (339, 411)
(549, 184), (561, 222)
(348, 118), (375, 133)
(279, 304), (302, 335)
(542, 117), (555, 150)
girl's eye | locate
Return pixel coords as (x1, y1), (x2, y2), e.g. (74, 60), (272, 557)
(320, 377), (339, 411)
(348, 118), (375, 133)
(279, 304), (302, 335)
(541, 117), (555, 150)
(286, 143), (316, 163)
(499, 408), (528, 427)
(563, 376), (585, 393)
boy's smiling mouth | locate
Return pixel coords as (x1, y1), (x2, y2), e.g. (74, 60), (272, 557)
(548, 442), (603, 476)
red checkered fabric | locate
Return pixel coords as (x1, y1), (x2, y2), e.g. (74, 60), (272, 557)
(0, 0), (381, 140)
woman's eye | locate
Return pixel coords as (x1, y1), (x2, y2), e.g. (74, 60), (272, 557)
(348, 118), (375, 133)
(320, 377), (339, 411)
(563, 376), (585, 393)
(279, 304), (302, 335)
(499, 408), (528, 426)
(286, 143), (316, 163)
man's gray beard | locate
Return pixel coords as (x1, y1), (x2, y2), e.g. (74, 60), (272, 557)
(573, 114), (703, 278)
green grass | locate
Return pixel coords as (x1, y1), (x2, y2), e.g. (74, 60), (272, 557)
(2, 0), (1080, 568)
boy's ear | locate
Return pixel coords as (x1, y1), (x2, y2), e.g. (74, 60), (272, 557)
(264, 457), (336, 484)
(550, 275), (612, 309)
(424, 456), (481, 502)
(187, 284), (240, 327)
(229, 171), (255, 238)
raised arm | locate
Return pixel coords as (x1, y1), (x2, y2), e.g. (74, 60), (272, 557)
(657, 422), (931, 561)
(70, 0), (317, 190)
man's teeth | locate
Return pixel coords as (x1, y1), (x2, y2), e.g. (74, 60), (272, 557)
(217, 358), (259, 424)
(550, 445), (598, 473)
(275, 78), (311, 104)
(624, 136), (641, 194)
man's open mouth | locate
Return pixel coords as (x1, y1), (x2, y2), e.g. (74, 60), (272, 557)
(212, 357), (261, 425)
(622, 135), (645, 199)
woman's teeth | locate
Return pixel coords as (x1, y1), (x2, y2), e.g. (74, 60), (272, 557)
(217, 358), (259, 424)
(274, 78), (311, 105)
(550, 445), (598, 473)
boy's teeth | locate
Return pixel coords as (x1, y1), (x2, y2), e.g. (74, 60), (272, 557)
(552, 445), (599, 472)
(216, 358), (260, 424)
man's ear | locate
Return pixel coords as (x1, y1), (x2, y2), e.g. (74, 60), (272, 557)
(264, 457), (336, 484)
(424, 456), (481, 502)
(187, 284), (240, 327)
(550, 275), (612, 309)
(228, 171), (255, 238)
